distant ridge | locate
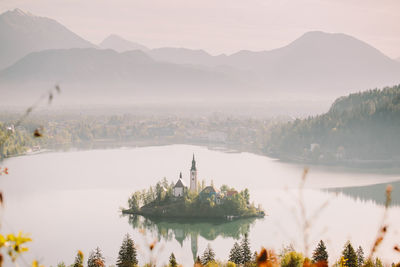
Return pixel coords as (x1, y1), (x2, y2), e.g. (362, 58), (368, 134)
(147, 47), (224, 67)
(0, 8), (95, 70)
(0, 47), (238, 97)
(99, 34), (149, 52)
(112, 31), (400, 96)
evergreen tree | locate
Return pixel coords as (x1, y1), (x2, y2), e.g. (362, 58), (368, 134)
(116, 234), (138, 267)
(228, 242), (243, 264)
(201, 244), (216, 265)
(356, 246), (364, 267)
(169, 253), (177, 267)
(342, 242), (358, 267)
(241, 233), (251, 264)
(312, 240), (329, 264)
(88, 247), (105, 267)
(73, 250), (84, 267)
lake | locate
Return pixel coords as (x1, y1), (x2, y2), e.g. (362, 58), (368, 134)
(1, 144), (400, 266)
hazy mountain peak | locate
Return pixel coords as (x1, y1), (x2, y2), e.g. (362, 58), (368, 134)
(0, 8), (95, 70)
(286, 31), (386, 55)
(288, 31), (362, 47)
(99, 34), (148, 52)
(2, 8), (33, 17)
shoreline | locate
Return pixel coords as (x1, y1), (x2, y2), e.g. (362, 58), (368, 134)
(4, 139), (400, 173)
(121, 209), (265, 221)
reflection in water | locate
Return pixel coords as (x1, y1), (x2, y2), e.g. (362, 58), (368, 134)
(328, 181), (400, 206)
(126, 215), (257, 261)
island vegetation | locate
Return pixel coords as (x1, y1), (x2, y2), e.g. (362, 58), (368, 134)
(122, 178), (265, 219)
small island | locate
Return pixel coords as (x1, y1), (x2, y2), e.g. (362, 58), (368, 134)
(122, 154), (265, 220)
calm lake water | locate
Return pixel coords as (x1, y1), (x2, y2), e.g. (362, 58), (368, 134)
(2, 145), (400, 266)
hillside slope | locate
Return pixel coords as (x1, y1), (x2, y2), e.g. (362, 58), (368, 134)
(266, 84), (400, 166)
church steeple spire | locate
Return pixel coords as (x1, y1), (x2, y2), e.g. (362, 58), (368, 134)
(191, 154), (196, 171)
(190, 153), (198, 192)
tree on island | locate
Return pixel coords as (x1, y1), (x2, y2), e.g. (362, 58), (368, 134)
(88, 247), (105, 267)
(241, 233), (252, 264)
(229, 242), (243, 264)
(241, 188), (250, 205)
(356, 246), (364, 267)
(342, 242), (357, 267)
(116, 234), (138, 267)
(201, 244), (216, 265)
(169, 253), (178, 267)
(312, 240), (329, 266)
(73, 250), (84, 267)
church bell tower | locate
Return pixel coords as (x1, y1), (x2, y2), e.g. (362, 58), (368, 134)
(190, 154), (198, 193)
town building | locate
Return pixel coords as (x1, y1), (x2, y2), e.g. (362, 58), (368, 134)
(172, 154), (198, 197)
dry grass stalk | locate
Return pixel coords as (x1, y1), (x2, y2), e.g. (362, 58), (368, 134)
(369, 185), (392, 258)
(292, 167), (334, 257)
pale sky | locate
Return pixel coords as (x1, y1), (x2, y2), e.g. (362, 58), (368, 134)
(1, 0), (400, 58)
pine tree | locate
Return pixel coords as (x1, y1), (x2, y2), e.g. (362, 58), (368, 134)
(342, 242), (357, 267)
(356, 246), (364, 267)
(241, 233), (251, 264)
(201, 244), (216, 265)
(117, 234), (138, 267)
(88, 247), (105, 267)
(229, 242), (243, 264)
(73, 250), (84, 267)
(169, 253), (177, 267)
(312, 240), (329, 265)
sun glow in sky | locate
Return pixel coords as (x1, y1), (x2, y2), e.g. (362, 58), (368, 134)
(1, 0), (399, 57)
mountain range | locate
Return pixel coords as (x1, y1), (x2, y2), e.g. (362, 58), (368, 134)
(1, 8), (400, 105)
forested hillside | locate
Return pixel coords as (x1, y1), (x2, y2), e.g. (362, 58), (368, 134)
(266, 85), (400, 166)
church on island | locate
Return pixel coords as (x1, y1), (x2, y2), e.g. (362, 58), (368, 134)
(173, 154), (198, 197)
(172, 154), (238, 202)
